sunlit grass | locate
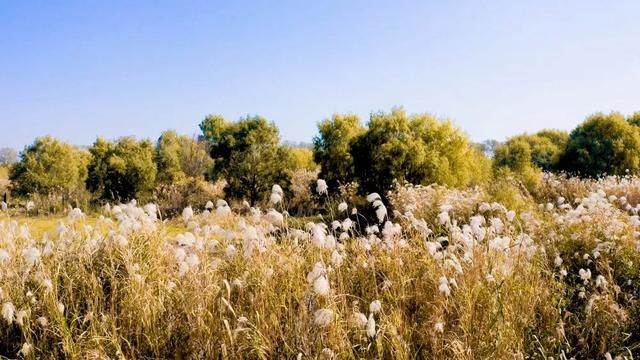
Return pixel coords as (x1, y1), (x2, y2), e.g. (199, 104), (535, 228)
(1, 175), (640, 359)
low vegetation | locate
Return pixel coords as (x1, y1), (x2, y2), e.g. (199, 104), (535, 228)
(1, 174), (640, 358)
(1, 108), (640, 358)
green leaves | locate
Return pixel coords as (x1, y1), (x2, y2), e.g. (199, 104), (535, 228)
(200, 115), (292, 204)
(313, 113), (365, 189)
(559, 112), (640, 177)
(87, 137), (157, 201)
(9, 137), (89, 197)
(494, 130), (569, 173)
(349, 108), (489, 195)
(156, 130), (212, 183)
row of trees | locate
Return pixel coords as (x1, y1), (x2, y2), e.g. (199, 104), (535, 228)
(313, 108), (489, 193)
(4, 109), (640, 208)
(6, 115), (315, 206)
(494, 112), (640, 177)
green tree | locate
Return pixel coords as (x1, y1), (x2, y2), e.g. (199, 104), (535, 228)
(494, 130), (568, 172)
(350, 108), (489, 194)
(9, 137), (89, 198)
(199, 114), (292, 204)
(627, 111), (640, 127)
(156, 130), (213, 183)
(558, 112), (640, 177)
(494, 138), (534, 172)
(313, 113), (365, 189)
(87, 137), (157, 201)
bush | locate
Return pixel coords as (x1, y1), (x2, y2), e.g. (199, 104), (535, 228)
(350, 108), (490, 195)
(558, 112), (640, 177)
(288, 169), (318, 216)
(153, 177), (225, 217)
(494, 130), (568, 172)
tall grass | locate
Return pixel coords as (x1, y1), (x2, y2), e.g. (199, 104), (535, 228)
(1, 175), (640, 359)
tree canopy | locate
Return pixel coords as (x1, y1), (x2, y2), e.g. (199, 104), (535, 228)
(558, 112), (640, 177)
(313, 113), (365, 189)
(156, 130), (213, 183)
(9, 137), (89, 197)
(87, 137), (157, 201)
(494, 130), (568, 172)
(199, 114), (292, 204)
(350, 108), (489, 194)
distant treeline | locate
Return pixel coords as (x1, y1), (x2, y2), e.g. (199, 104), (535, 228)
(2, 108), (640, 211)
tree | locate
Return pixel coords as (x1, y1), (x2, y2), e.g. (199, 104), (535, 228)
(494, 130), (568, 172)
(289, 147), (318, 171)
(313, 113), (365, 189)
(558, 112), (640, 177)
(9, 137), (89, 198)
(156, 130), (213, 183)
(87, 137), (157, 201)
(627, 111), (640, 127)
(494, 138), (534, 173)
(199, 114), (292, 204)
(0, 148), (18, 165)
(350, 108), (489, 194)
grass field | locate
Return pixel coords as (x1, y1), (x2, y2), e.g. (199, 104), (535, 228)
(1, 175), (640, 359)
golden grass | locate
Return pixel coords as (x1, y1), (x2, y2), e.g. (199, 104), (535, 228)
(1, 177), (640, 359)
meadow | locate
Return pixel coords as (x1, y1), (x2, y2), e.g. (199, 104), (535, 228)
(1, 173), (640, 359)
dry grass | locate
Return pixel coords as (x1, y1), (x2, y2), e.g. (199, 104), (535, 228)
(1, 176), (640, 359)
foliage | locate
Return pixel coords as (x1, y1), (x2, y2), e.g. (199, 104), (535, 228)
(0, 166), (10, 197)
(628, 111), (640, 127)
(313, 113), (365, 189)
(558, 112), (640, 177)
(3, 174), (640, 358)
(86, 137), (157, 201)
(199, 115), (292, 204)
(9, 137), (89, 199)
(289, 147), (318, 171)
(288, 169), (319, 216)
(155, 130), (213, 183)
(494, 130), (568, 172)
(350, 108), (490, 195)
(153, 177), (225, 217)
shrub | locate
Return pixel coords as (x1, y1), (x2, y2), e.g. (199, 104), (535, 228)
(494, 130), (568, 172)
(558, 112), (640, 177)
(288, 169), (319, 216)
(153, 177), (225, 217)
(350, 108), (490, 195)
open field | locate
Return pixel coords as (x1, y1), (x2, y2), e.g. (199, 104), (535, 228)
(1, 175), (640, 359)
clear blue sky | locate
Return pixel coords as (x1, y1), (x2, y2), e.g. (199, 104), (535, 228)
(1, 1), (639, 151)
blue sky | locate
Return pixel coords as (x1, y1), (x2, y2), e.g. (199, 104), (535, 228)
(1, 1), (639, 150)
